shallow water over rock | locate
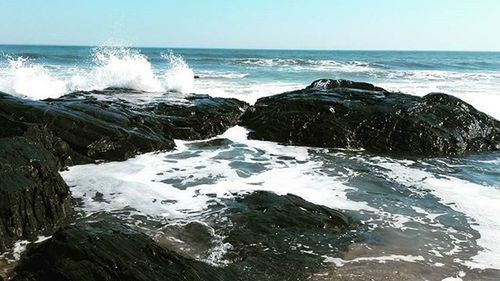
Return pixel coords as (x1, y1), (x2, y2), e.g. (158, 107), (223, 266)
(61, 126), (500, 280)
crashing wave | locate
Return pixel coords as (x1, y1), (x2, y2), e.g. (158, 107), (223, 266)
(0, 47), (196, 99)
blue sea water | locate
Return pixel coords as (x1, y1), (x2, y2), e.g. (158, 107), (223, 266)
(1, 45), (500, 280)
(1, 45), (500, 117)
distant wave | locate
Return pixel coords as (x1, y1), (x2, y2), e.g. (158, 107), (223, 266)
(196, 70), (249, 79)
(224, 56), (500, 72)
(0, 48), (195, 99)
(0, 52), (85, 62)
(231, 57), (385, 73)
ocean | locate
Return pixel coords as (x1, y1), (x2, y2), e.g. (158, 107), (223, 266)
(1, 45), (500, 280)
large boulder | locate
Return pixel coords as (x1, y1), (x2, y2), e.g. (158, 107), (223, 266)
(0, 115), (72, 167)
(220, 191), (356, 281)
(11, 220), (224, 281)
(10, 192), (357, 281)
(149, 94), (249, 140)
(0, 91), (174, 164)
(0, 137), (73, 252)
(0, 89), (248, 165)
(240, 79), (500, 156)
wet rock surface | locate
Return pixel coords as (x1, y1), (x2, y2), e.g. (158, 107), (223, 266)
(10, 191), (357, 281)
(0, 89), (248, 164)
(156, 191), (356, 277)
(0, 116), (72, 167)
(4, 81), (499, 280)
(241, 79), (500, 156)
(11, 220), (224, 281)
(0, 137), (73, 252)
(149, 94), (248, 140)
(0, 91), (174, 164)
(219, 191), (357, 281)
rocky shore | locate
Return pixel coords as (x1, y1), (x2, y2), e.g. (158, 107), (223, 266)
(1, 80), (499, 280)
(241, 79), (500, 156)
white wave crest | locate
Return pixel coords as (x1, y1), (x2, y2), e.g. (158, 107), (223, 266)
(236, 57), (378, 73)
(0, 56), (68, 99)
(84, 47), (163, 92)
(161, 51), (194, 93)
(0, 48), (195, 99)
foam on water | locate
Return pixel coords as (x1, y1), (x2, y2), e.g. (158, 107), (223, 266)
(196, 70), (249, 79)
(377, 69), (500, 119)
(0, 56), (68, 99)
(194, 80), (305, 104)
(0, 47), (195, 99)
(60, 125), (500, 274)
(82, 47), (163, 92)
(2, 47), (500, 121)
(161, 51), (195, 93)
(324, 254), (425, 267)
(371, 158), (500, 270)
(62, 126), (371, 221)
(2, 46), (500, 277)
(235, 58), (379, 73)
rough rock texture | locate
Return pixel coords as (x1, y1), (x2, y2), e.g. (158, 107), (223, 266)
(0, 137), (73, 252)
(0, 115), (72, 166)
(220, 191), (356, 281)
(241, 79), (500, 156)
(11, 192), (356, 281)
(0, 91), (173, 164)
(149, 94), (248, 140)
(11, 220), (224, 281)
(0, 89), (248, 164)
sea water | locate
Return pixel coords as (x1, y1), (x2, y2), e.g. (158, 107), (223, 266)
(1, 45), (500, 280)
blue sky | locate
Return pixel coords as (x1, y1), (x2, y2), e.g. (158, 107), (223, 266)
(0, 0), (499, 50)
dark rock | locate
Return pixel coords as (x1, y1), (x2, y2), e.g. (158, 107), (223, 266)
(0, 91), (174, 164)
(149, 94), (249, 140)
(0, 89), (248, 164)
(155, 221), (216, 260)
(220, 191), (356, 280)
(0, 137), (73, 252)
(10, 191), (357, 281)
(11, 220), (224, 281)
(0, 116), (72, 166)
(241, 79), (500, 156)
(194, 75), (200, 79)
(306, 78), (386, 92)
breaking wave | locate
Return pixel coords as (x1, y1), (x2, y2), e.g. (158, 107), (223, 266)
(234, 57), (382, 72)
(0, 47), (195, 99)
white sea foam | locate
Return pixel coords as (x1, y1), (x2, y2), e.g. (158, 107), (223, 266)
(61, 126), (371, 221)
(378, 70), (500, 119)
(194, 80), (304, 104)
(2, 49), (500, 122)
(235, 58), (377, 73)
(0, 235), (51, 262)
(0, 56), (68, 99)
(161, 51), (194, 93)
(0, 48), (195, 99)
(371, 158), (500, 270)
(59, 126), (500, 272)
(196, 70), (249, 79)
(323, 254), (425, 267)
(82, 47), (163, 92)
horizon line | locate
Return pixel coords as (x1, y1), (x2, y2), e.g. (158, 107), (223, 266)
(0, 43), (499, 53)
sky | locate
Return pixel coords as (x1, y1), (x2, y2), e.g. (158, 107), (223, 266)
(0, 0), (499, 51)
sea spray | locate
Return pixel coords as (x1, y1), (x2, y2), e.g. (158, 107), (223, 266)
(0, 56), (67, 99)
(87, 46), (163, 92)
(161, 51), (195, 93)
(0, 47), (196, 99)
